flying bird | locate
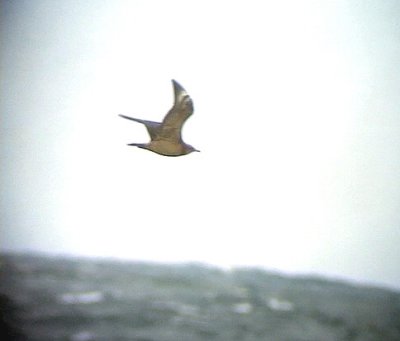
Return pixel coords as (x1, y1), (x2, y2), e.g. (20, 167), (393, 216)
(119, 80), (199, 156)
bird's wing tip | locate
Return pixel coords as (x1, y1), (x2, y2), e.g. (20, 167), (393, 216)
(171, 79), (186, 93)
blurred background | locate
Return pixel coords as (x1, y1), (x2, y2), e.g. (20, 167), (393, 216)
(1, 0), (400, 291)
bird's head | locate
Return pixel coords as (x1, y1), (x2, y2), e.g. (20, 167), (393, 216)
(184, 144), (200, 154)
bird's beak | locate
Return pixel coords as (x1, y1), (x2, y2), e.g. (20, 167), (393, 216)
(195, 149), (200, 152)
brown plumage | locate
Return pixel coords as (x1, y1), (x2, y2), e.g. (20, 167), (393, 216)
(119, 80), (199, 156)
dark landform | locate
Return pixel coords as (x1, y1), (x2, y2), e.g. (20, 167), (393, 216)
(0, 252), (399, 340)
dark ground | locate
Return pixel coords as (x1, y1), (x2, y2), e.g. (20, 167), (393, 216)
(0, 252), (399, 341)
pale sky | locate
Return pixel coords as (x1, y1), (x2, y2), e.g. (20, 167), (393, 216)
(1, 0), (400, 290)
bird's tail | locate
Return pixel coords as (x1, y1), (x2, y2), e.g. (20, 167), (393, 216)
(127, 143), (147, 149)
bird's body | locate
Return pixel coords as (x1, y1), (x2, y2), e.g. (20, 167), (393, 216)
(119, 80), (198, 156)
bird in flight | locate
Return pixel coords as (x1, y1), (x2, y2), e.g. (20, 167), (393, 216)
(119, 80), (199, 157)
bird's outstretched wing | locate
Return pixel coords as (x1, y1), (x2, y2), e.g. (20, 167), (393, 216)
(159, 80), (194, 142)
(119, 114), (162, 140)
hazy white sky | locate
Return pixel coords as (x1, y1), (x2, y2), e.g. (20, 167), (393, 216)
(1, 0), (400, 289)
